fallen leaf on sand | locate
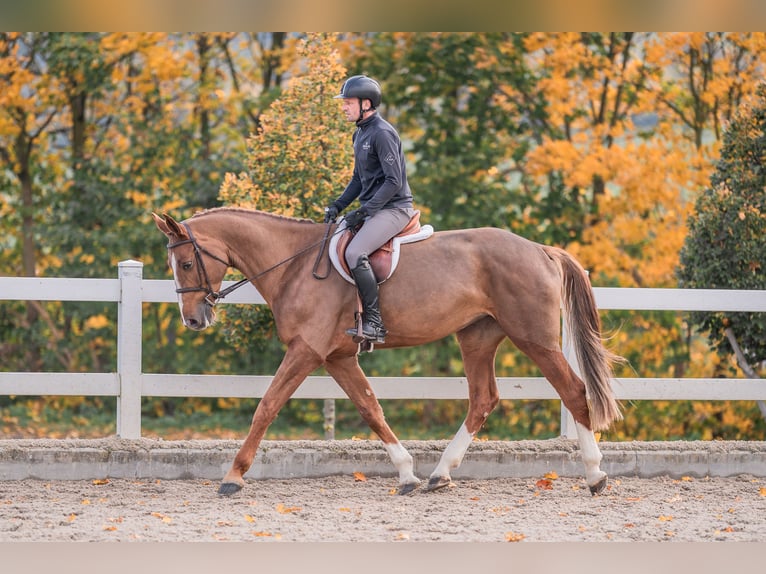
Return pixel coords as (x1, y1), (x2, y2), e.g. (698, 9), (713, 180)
(276, 503), (301, 514)
(353, 472), (367, 482)
(151, 512), (172, 523)
(535, 479), (553, 490)
(505, 532), (526, 542)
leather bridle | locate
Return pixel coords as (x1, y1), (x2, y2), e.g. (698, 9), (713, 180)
(167, 223), (231, 307)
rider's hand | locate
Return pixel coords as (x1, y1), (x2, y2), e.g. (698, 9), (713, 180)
(344, 208), (367, 229)
(324, 203), (340, 223)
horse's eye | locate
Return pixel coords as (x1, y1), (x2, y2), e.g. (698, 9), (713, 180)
(182, 261), (193, 270)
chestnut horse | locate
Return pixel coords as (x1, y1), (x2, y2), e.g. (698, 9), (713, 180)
(153, 207), (622, 496)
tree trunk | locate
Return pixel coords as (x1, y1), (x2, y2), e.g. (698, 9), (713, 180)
(724, 327), (766, 421)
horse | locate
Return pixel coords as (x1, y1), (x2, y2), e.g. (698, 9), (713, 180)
(152, 207), (623, 496)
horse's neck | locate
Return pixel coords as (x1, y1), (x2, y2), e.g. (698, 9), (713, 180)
(205, 210), (319, 293)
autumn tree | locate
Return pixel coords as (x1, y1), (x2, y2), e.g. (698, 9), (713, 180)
(216, 32), (350, 349)
(1, 33), (299, 434)
(219, 32), (351, 217)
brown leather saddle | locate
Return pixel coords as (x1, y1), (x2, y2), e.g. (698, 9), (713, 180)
(332, 210), (433, 284)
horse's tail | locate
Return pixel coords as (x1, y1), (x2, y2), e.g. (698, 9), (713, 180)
(543, 246), (623, 431)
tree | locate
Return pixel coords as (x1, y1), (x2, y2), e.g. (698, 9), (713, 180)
(217, 33), (351, 355)
(678, 85), (766, 400)
(219, 32), (351, 217)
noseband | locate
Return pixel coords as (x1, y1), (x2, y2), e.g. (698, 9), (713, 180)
(167, 223), (230, 307)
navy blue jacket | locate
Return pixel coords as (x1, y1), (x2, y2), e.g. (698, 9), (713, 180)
(334, 113), (413, 216)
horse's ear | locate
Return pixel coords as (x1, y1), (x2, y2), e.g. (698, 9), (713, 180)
(152, 212), (187, 239)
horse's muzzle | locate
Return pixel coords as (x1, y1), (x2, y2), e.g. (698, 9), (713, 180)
(183, 302), (216, 331)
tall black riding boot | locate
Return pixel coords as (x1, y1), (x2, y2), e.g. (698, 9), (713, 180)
(346, 254), (387, 343)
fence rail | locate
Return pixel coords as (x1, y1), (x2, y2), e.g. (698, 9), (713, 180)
(1, 260), (765, 439)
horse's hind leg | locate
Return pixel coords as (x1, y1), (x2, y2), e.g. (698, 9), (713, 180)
(427, 318), (505, 491)
(512, 338), (607, 494)
(325, 354), (421, 495)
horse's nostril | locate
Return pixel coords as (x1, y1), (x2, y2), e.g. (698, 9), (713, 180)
(187, 317), (199, 328)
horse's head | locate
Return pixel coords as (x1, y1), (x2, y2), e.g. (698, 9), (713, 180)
(152, 212), (229, 331)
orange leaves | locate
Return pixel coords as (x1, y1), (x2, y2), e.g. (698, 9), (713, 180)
(150, 512), (173, 524)
(505, 531), (526, 542)
(759, 487), (766, 497)
(535, 471), (559, 491)
(275, 504), (298, 515)
(353, 472), (367, 482)
(535, 479), (553, 490)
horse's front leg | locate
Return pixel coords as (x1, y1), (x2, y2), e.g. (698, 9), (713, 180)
(325, 354), (421, 495)
(219, 337), (323, 496)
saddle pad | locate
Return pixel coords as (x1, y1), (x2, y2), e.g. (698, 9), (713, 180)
(329, 219), (434, 284)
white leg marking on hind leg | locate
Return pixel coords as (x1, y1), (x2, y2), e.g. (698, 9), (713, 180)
(431, 423), (474, 480)
(575, 422), (606, 486)
(384, 442), (419, 485)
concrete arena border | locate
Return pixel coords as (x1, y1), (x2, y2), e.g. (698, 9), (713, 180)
(1, 438), (765, 481)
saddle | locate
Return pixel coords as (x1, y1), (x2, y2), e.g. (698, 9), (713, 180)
(329, 210), (434, 284)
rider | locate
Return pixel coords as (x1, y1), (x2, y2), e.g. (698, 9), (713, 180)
(324, 75), (416, 344)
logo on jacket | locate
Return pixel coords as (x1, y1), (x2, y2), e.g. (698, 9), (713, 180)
(384, 152), (396, 165)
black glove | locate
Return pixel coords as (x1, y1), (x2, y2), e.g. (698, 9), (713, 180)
(324, 203), (340, 223)
(344, 208), (367, 229)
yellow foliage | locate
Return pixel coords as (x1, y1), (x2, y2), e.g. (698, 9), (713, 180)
(219, 33), (352, 218)
(84, 314), (109, 330)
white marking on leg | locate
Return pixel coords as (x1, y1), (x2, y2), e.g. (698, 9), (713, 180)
(575, 421), (606, 487)
(384, 442), (419, 486)
(169, 253), (187, 327)
(430, 422), (474, 480)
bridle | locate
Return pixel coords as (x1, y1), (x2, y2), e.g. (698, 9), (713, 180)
(167, 223), (231, 307)
(167, 220), (342, 307)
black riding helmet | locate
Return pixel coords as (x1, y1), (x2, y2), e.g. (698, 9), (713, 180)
(334, 75), (382, 122)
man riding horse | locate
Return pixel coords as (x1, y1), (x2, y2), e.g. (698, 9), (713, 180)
(324, 75), (417, 344)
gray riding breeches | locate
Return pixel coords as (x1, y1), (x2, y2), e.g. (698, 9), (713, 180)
(344, 207), (416, 268)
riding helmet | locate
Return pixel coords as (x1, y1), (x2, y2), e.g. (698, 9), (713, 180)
(334, 75), (382, 108)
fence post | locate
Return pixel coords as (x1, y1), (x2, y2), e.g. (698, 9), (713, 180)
(560, 311), (578, 439)
(323, 399), (336, 440)
(117, 260), (143, 438)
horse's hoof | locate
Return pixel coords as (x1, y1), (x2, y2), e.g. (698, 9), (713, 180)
(218, 481), (244, 496)
(398, 481), (420, 496)
(589, 476), (608, 496)
(426, 476), (452, 492)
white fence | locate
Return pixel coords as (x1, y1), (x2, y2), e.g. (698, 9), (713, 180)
(1, 259), (765, 439)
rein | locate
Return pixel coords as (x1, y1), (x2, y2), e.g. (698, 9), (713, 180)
(167, 221), (341, 306)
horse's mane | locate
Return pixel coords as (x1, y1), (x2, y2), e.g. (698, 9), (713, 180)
(189, 206), (317, 225)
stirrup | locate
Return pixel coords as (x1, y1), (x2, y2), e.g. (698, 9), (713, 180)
(345, 325), (387, 344)
(345, 312), (386, 344)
